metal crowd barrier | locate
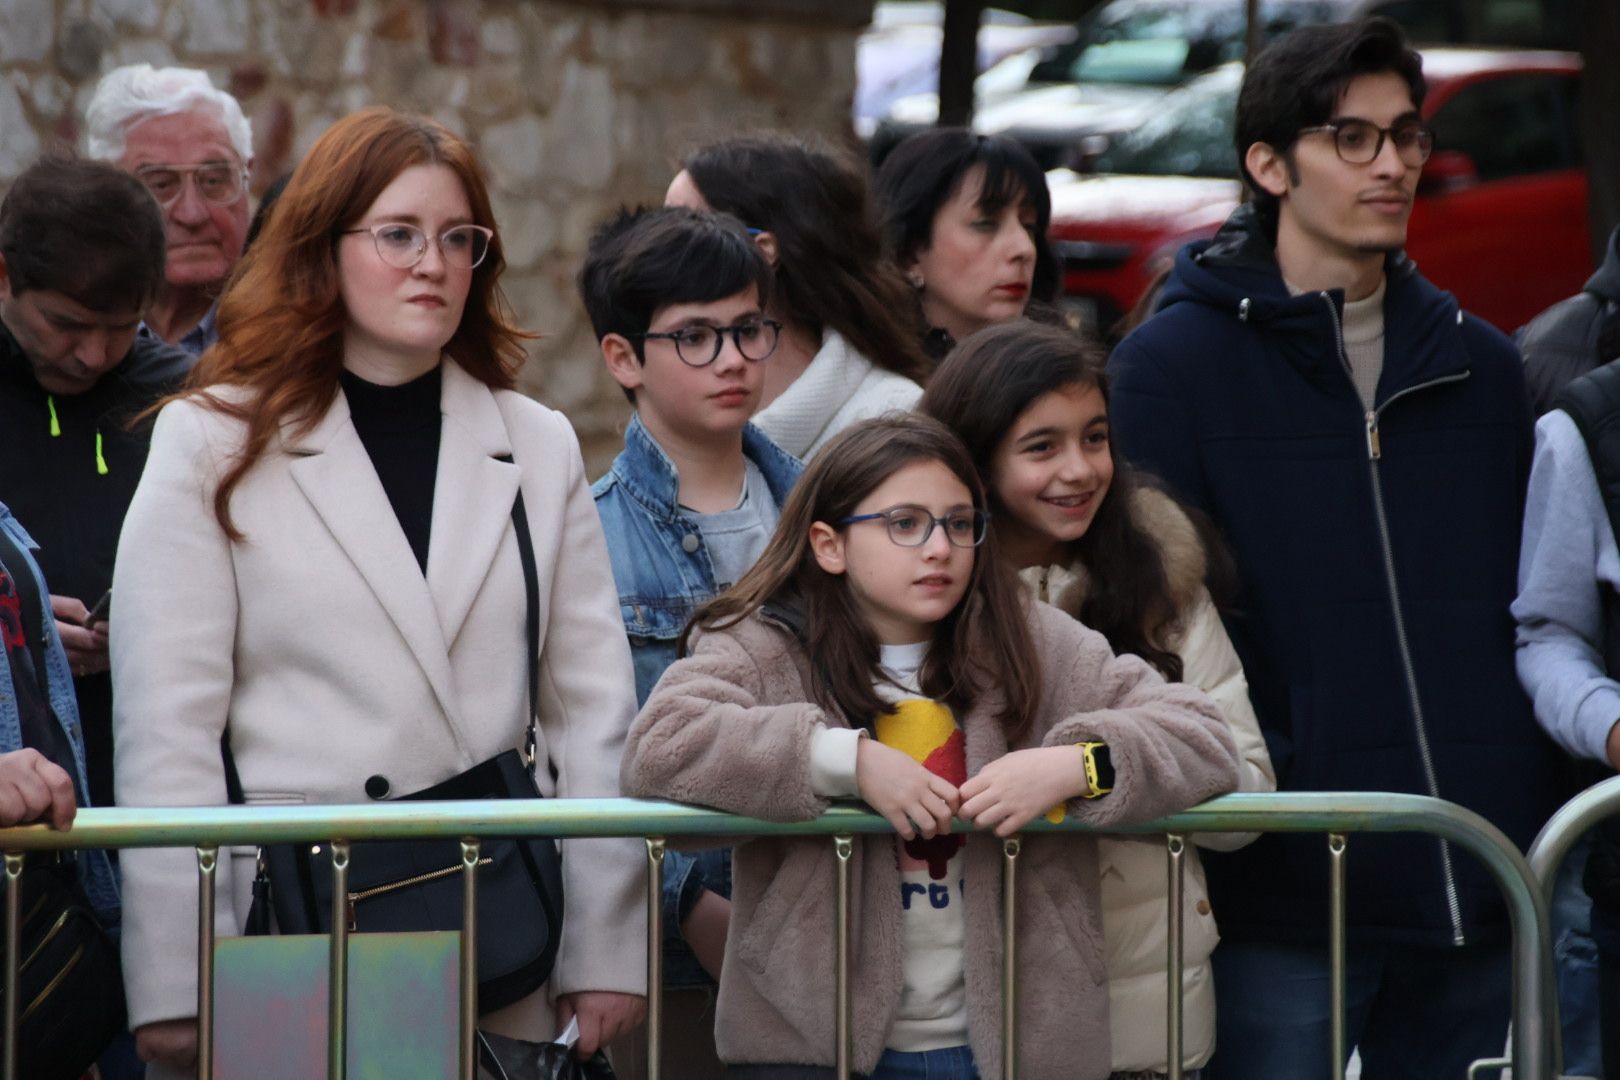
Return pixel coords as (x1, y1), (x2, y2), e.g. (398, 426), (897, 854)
(1525, 774), (1620, 1080)
(0, 792), (1557, 1080)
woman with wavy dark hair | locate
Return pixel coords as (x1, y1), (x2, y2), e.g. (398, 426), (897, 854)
(111, 107), (646, 1076)
(921, 320), (1273, 1079)
(666, 132), (929, 458)
(876, 128), (1060, 361)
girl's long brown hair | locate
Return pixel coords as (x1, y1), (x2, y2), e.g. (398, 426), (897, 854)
(173, 107), (532, 538)
(688, 414), (1040, 739)
(921, 320), (1233, 681)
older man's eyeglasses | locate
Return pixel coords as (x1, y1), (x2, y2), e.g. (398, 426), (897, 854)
(135, 162), (249, 208)
(1297, 118), (1435, 167)
(343, 223), (496, 270)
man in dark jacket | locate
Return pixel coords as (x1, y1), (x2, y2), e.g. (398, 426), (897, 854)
(1108, 19), (1566, 1077)
(0, 157), (192, 810)
(1519, 226), (1620, 416)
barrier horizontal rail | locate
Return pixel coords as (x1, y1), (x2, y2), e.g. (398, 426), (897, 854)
(0, 793), (1556, 1080)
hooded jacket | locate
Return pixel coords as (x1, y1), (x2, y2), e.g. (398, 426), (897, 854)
(1107, 204), (1566, 948)
(1519, 225), (1620, 417)
(0, 321), (192, 808)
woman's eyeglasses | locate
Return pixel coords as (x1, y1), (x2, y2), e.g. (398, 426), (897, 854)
(838, 506), (989, 548)
(343, 222), (495, 270)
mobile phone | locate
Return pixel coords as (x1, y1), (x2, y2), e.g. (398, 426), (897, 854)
(83, 589), (111, 627)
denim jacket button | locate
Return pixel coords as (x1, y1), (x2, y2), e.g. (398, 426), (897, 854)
(681, 533), (700, 553)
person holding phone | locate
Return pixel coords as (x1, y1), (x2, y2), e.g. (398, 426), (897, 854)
(111, 108), (646, 1076)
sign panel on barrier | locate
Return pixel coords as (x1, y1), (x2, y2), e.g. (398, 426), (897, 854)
(214, 930), (459, 1077)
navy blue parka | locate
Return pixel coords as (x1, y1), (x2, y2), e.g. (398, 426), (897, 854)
(1108, 205), (1567, 947)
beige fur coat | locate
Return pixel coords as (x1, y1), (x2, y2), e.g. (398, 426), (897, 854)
(1021, 487), (1276, 1073)
(621, 598), (1240, 1080)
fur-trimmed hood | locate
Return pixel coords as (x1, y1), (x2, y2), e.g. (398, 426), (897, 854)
(1020, 486), (1205, 631)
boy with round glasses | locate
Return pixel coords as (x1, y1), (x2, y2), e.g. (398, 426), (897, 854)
(1107, 17), (1563, 1078)
(579, 206), (802, 1079)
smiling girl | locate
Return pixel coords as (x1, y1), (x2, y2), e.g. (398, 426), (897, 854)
(622, 413), (1240, 1080)
(921, 321), (1276, 1079)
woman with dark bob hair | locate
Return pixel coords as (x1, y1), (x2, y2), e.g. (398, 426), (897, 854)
(111, 107), (646, 1075)
(875, 128), (1059, 360)
(667, 132), (929, 458)
(920, 319), (1274, 1079)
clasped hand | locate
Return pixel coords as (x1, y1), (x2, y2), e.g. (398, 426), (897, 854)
(856, 741), (1089, 840)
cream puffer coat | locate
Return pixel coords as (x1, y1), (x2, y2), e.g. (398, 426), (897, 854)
(1020, 487), (1276, 1074)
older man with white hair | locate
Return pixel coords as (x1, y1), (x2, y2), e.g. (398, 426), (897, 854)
(86, 64), (253, 357)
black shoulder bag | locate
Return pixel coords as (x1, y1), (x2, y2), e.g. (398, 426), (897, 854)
(0, 524), (127, 1080)
(226, 487), (565, 1011)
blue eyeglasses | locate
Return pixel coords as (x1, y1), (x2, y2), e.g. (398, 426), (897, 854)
(838, 506), (989, 548)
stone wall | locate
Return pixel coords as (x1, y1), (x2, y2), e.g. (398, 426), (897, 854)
(0, 0), (873, 468)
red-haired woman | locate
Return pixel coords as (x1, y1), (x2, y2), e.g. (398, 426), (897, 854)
(110, 107), (646, 1076)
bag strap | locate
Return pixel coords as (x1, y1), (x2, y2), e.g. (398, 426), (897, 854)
(503, 458), (541, 769)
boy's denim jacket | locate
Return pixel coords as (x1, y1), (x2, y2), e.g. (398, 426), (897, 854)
(591, 414), (801, 986)
(0, 503), (120, 921)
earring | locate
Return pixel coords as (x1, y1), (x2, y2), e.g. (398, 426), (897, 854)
(907, 270), (925, 290)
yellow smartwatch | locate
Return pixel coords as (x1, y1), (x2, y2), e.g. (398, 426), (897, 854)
(1077, 741), (1114, 799)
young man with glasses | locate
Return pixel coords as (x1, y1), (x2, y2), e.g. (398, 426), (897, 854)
(1107, 18), (1565, 1078)
(85, 64), (253, 357)
(579, 205), (801, 1080)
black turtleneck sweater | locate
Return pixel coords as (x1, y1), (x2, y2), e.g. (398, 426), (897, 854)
(339, 365), (442, 574)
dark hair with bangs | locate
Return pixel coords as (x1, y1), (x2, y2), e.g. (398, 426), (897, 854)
(680, 133), (930, 384)
(578, 205), (770, 348)
(922, 320), (1207, 681)
(0, 156), (166, 314)
(688, 413), (1041, 740)
(1236, 17), (1425, 225)
(875, 128), (1058, 306)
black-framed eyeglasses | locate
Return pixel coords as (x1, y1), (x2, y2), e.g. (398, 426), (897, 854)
(343, 222), (495, 270)
(632, 318), (781, 368)
(838, 506), (989, 548)
(135, 162), (249, 208)
(1297, 118), (1435, 167)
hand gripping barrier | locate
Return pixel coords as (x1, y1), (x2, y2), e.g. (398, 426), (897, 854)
(0, 792), (1556, 1080)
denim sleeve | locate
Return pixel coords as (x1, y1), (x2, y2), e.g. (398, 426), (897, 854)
(662, 848), (706, 942)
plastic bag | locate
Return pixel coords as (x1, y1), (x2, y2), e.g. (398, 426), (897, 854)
(478, 1019), (618, 1080)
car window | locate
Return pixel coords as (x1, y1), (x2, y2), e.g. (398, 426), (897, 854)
(1092, 64), (1243, 177)
(1363, 0), (1463, 43)
(1428, 72), (1581, 181)
(1037, 0), (1335, 88)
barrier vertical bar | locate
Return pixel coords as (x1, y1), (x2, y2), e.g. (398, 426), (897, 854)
(1002, 837), (1021, 1080)
(329, 840), (351, 1080)
(460, 839), (480, 1080)
(835, 835), (854, 1080)
(197, 846), (219, 1080)
(1329, 833), (1347, 1080)
(3, 852), (23, 1080)
(1166, 833), (1186, 1080)
(646, 838), (665, 1080)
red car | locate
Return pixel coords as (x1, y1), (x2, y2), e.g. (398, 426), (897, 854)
(1048, 48), (1588, 335)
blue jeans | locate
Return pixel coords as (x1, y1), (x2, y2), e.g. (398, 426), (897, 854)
(869, 1046), (979, 1080)
(728, 1047), (978, 1080)
(1204, 939), (1511, 1079)
(1552, 834), (1603, 1077)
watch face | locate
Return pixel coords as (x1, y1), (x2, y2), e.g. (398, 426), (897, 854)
(1092, 744), (1115, 792)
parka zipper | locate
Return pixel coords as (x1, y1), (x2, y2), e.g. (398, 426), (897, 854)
(1321, 291), (1471, 946)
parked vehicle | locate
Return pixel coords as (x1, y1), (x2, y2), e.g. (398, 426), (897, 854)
(1047, 48), (1587, 335)
(855, 3), (1074, 141)
(872, 0), (1419, 169)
